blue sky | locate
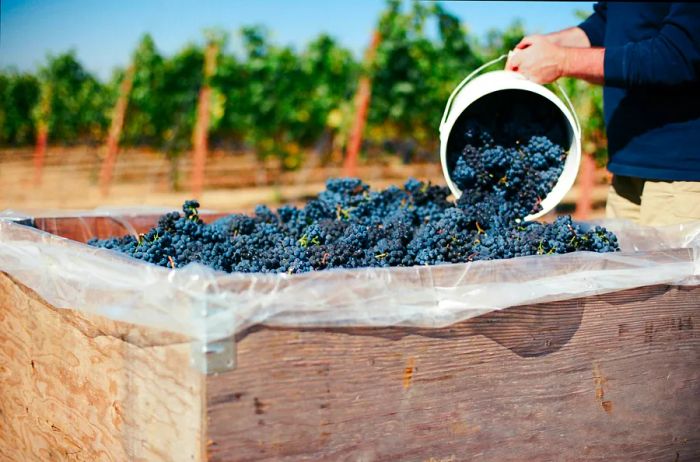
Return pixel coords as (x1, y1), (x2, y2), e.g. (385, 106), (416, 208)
(1, 0), (593, 81)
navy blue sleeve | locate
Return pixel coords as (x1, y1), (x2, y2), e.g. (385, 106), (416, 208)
(604, 3), (700, 88)
(578, 2), (607, 48)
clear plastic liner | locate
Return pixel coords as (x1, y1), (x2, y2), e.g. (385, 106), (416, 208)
(0, 210), (698, 344)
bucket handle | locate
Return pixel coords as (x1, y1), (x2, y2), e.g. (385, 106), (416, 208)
(439, 52), (582, 141)
(439, 54), (508, 135)
(553, 81), (582, 140)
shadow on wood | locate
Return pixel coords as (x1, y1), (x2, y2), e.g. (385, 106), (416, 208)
(235, 297), (585, 359)
(210, 284), (700, 462)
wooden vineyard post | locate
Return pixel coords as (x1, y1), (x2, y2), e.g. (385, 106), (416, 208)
(33, 83), (52, 186)
(343, 30), (381, 178)
(574, 152), (595, 220)
(191, 41), (219, 198)
(33, 125), (48, 187)
(99, 65), (135, 196)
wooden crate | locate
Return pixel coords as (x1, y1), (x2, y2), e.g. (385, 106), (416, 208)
(1, 217), (699, 461)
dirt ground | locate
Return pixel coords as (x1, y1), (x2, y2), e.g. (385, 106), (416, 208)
(0, 147), (608, 218)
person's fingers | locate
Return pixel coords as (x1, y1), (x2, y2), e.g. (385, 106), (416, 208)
(515, 40), (530, 50)
(529, 73), (546, 84)
(506, 50), (521, 71)
(506, 52), (515, 70)
(516, 34), (541, 49)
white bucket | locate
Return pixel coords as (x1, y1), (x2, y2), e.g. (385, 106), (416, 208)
(439, 56), (581, 221)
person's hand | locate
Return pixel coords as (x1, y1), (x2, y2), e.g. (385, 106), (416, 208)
(506, 35), (567, 84)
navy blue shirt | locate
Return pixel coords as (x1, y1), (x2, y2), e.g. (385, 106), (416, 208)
(579, 2), (700, 181)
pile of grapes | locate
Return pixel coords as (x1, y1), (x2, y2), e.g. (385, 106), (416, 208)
(451, 123), (566, 225)
(89, 174), (619, 274)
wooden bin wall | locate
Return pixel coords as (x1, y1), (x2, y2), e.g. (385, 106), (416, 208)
(0, 216), (699, 461)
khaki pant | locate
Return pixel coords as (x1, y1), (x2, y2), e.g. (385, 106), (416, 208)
(606, 175), (700, 226)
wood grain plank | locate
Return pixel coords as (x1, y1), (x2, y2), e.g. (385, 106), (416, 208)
(207, 284), (700, 462)
(0, 272), (205, 462)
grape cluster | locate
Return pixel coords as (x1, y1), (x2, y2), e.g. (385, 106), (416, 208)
(89, 176), (619, 274)
(450, 119), (566, 223)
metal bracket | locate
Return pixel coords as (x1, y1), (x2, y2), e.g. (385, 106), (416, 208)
(189, 296), (237, 374)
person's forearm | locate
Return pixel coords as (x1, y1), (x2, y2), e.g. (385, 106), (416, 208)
(562, 47), (605, 85)
(545, 27), (591, 48)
